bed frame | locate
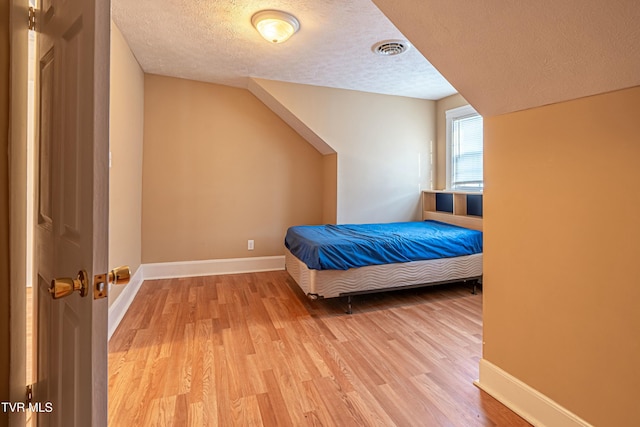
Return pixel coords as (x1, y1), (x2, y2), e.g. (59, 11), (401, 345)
(284, 202), (484, 312)
(284, 216), (483, 313)
(285, 247), (482, 312)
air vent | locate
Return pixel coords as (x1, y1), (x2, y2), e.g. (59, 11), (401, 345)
(372, 40), (410, 56)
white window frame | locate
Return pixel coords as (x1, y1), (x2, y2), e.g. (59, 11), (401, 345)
(445, 104), (483, 191)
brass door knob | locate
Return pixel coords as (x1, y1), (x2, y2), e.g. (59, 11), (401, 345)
(49, 270), (89, 299)
(108, 266), (131, 285)
(94, 265), (131, 299)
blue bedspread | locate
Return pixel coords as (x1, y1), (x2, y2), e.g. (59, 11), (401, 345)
(285, 220), (483, 270)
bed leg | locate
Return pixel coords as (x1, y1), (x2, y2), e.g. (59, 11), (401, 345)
(471, 279), (480, 295)
(346, 296), (353, 315)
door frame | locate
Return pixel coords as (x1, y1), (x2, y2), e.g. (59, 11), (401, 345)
(8, 0), (28, 425)
(7, 0), (112, 425)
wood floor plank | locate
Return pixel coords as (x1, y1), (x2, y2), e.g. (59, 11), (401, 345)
(140, 395), (176, 427)
(345, 389), (398, 427)
(243, 353), (268, 396)
(171, 394), (188, 427)
(109, 273), (531, 427)
(255, 393), (278, 427)
(311, 375), (369, 426)
(275, 325), (318, 383)
(236, 395), (264, 427)
(220, 328), (247, 401)
(410, 372), (493, 426)
(260, 369), (295, 427)
(187, 401), (206, 427)
(108, 359), (146, 425)
(162, 322), (192, 397)
(299, 380), (337, 426)
(339, 340), (387, 387)
(368, 382), (430, 426)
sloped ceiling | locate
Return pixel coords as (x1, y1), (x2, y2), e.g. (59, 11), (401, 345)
(373, 0), (640, 116)
(248, 78), (335, 155)
(111, 0), (457, 100)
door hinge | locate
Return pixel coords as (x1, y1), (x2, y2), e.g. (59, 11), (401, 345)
(26, 384), (33, 404)
(28, 7), (36, 31)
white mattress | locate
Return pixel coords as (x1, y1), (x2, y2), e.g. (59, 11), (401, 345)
(285, 247), (482, 299)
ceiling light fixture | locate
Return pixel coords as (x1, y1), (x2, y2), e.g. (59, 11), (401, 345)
(251, 10), (300, 44)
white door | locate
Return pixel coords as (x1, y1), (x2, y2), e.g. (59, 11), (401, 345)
(32, 0), (110, 425)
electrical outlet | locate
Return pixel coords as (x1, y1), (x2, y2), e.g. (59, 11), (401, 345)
(248, 240), (254, 250)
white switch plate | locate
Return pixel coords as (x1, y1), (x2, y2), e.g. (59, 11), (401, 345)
(248, 240), (254, 250)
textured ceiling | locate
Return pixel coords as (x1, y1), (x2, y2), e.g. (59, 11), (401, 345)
(373, 0), (640, 116)
(111, 0), (457, 100)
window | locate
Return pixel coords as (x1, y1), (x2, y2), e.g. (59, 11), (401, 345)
(446, 105), (483, 191)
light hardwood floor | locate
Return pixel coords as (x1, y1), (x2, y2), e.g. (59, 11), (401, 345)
(108, 271), (530, 426)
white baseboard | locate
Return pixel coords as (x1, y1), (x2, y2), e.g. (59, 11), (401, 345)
(475, 359), (593, 427)
(107, 256), (286, 341)
(143, 255), (285, 280)
(108, 265), (144, 340)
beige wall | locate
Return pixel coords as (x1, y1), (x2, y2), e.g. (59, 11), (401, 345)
(109, 22), (144, 305)
(322, 153), (337, 224)
(251, 79), (436, 224)
(483, 86), (640, 426)
(142, 75), (324, 263)
(434, 93), (469, 190)
(0, 1), (10, 420)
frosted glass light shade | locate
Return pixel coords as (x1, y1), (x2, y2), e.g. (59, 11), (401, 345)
(252, 10), (300, 44)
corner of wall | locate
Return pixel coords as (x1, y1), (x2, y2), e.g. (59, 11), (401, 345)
(322, 153), (338, 224)
(108, 265), (145, 340)
(108, 17), (144, 308)
(476, 359), (593, 427)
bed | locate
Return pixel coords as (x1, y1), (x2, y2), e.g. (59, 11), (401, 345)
(284, 219), (483, 312)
